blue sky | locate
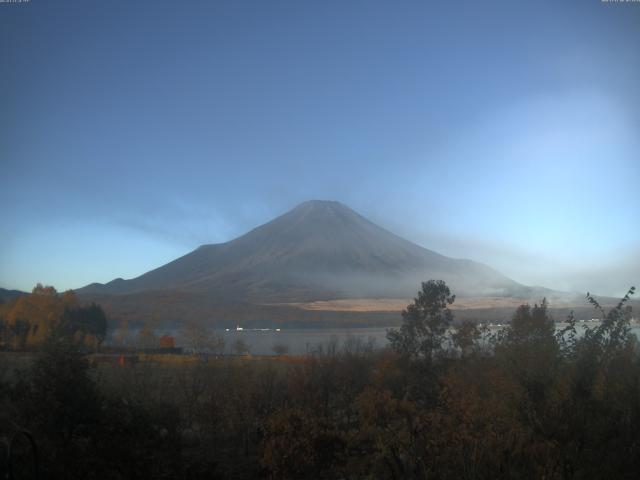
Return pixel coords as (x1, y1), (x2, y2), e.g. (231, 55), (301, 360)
(1, 0), (638, 296)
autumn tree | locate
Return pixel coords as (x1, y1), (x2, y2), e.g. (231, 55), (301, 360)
(56, 303), (108, 349)
(0, 285), (107, 350)
(387, 279), (455, 361)
(32, 283), (57, 296)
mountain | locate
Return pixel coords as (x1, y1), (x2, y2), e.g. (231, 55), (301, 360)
(78, 200), (534, 303)
(0, 287), (28, 303)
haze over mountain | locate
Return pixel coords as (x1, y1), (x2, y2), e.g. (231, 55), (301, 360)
(79, 200), (543, 303)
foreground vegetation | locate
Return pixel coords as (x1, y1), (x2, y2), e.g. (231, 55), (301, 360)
(1, 281), (638, 479)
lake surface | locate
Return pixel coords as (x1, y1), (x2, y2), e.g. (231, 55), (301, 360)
(111, 326), (392, 355)
(209, 322), (640, 356)
(119, 321), (640, 356)
(213, 327), (390, 355)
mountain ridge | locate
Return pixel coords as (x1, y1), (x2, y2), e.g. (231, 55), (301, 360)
(0, 287), (28, 303)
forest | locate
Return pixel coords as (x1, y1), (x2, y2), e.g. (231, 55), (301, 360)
(0, 284), (107, 351)
(1, 281), (638, 479)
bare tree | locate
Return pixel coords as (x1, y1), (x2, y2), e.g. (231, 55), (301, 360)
(233, 338), (250, 356)
(182, 323), (225, 354)
(210, 333), (225, 355)
(182, 323), (208, 353)
(137, 323), (158, 351)
(271, 342), (289, 356)
(113, 320), (131, 347)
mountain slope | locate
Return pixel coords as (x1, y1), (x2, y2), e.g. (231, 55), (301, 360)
(0, 288), (27, 303)
(78, 200), (529, 302)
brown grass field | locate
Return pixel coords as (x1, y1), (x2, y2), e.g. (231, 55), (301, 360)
(284, 296), (581, 312)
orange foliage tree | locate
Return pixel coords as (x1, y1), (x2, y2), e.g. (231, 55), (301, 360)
(0, 284), (107, 350)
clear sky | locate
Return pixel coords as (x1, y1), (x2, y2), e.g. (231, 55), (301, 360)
(1, 0), (638, 297)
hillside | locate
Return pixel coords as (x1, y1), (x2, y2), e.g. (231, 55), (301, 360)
(0, 288), (27, 303)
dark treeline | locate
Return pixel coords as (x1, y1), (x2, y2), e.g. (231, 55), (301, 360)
(1, 280), (638, 479)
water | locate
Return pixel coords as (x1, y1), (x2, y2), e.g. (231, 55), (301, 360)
(116, 321), (640, 356)
(216, 327), (389, 355)
(214, 322), (640, 356)
(112, 326), (391, 355)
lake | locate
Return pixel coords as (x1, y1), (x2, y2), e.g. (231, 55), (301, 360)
(119, 320), (640, 356)
(209, 322), (640, 356)
(212, 327), (390, 355)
